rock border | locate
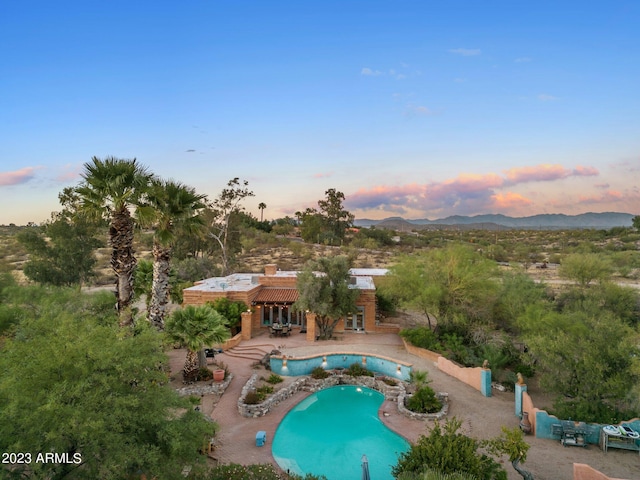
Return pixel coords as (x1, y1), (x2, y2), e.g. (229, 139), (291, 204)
(237, 370), (448, 420)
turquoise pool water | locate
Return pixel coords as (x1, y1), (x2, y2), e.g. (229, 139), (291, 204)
(272, 385), (409, 480)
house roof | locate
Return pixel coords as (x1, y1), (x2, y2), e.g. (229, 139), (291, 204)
(252, 288), (299, 304)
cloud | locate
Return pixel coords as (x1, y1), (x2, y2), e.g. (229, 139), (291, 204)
(361, 67), (383, 76)
(313, 172), (334, 179)
(0, 167), (38, 187)
(346, 163), (601, 217)
(490, 192), (533, 209)
(404, 104), (434, 117)
(577, 190), (623, 204)
(55, 164), (82, 183)
(515, 57), (532, 63)
(503, 164), (598, 184)
(538, 93), (558, 101)
(186, 149), (196, 153)
(449, 48), (481, 56)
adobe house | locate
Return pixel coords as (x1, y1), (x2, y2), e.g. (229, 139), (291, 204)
(182, 264), (399, 342)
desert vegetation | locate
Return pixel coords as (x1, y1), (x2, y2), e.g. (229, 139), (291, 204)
(1, 158), (639, 478)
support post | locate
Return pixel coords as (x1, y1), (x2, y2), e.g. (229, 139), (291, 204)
(305, 312), (317, 342)
(480, 368), (492, 397)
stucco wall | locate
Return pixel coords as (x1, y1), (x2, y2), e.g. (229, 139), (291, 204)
(402, 338), (486, 394)
(573, 463), (627, 480)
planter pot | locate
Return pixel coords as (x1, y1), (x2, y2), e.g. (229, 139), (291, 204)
(213, 369), (225, 382)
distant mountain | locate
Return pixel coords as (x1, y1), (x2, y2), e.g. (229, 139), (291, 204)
(355, 212), (635, 230)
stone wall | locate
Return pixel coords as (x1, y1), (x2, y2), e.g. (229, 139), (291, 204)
(397, 391), (449, 421)
(237, 371), (449, 420)
(176, 373), (234, 397)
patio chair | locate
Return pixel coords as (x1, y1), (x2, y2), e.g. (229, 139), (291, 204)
(281, 325), (290, 337)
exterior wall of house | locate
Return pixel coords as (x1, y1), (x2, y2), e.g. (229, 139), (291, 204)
(182, 264), (395, 341)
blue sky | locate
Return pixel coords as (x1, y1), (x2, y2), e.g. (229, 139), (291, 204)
(1, 1), (639, 225)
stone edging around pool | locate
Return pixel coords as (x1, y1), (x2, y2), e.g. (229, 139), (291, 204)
(237, 371), (449, 421)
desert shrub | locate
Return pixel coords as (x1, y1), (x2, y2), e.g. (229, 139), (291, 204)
(345, 363), (374, 377)
(406, 386), (443, 414)
(243, 392), (261, 405)
(393, 418), (506, 480)
(255, 385), (274, 401)
(311, 366), (329, 379)
(205, 463), (290, 479)
(184, 367), (213, 383)
(382, 377), (398, 386)
(400, 326), (440, 350)
(266, 373), (283, 384)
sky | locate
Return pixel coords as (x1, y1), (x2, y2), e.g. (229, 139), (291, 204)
(1, 1), (639, 225)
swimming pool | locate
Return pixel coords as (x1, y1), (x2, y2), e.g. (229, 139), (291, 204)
(272, 385), (409, 480)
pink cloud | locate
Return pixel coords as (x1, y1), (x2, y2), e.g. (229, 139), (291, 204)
(346, 163), (605, 217)
(504, 164), (571, 183)
(572, 165), (599, 177)
(0, 167), (38, 187)
(55, 164), (82, 183)
(313, 172), (334, 179)
(504, 164), (599, 184)
(577, 190), (623, 204)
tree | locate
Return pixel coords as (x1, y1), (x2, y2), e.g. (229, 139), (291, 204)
(0, 288), (216, 480)
(317, 188), (354, 244)
(165, 304), (231, 380)
(558, 252), (612, 287)
(207, 297), (247, 336)
(299, 189), (354, 245)
(520, 308), (640, 423)
(632, 215), (640, 230)
(385, 244), (500, 329)
(207, 178), (254, 274)
(139, 179), (207, 329)
(484, 427), (532, 480)
(17, 217), (101, 287)
(75, 156), (154, 326)
(392, 418), (506, 480)
(294, 256), (359, 340)
(258, 202), (267, 222)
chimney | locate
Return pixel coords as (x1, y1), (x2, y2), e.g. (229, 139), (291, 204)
(264, 264), (278, 276)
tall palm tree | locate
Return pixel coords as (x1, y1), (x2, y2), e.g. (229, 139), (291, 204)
(139, 179), (207, 329)
(258, 202), (267, 222)
(165, 305), (230, 380)
(76, 156), (153, 326)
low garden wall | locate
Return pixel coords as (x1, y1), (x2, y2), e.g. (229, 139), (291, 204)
(517, 387), (640, 446)
(176, 373), (234, 397)
(402, 338), (491, 397)
(237, 371), (448, 420)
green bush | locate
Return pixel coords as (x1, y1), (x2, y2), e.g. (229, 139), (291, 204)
(266, 373), (283, 384)
(400, 326), (440, 350)
(243, 392), (262, 405)
(345, 363), (374, 377)
(393, 418), (506, 480)
(204, 463), (319, 479)
(406, 386), (443, 414)
(311, 366), (329, 379)
(255, 385), (274, 401)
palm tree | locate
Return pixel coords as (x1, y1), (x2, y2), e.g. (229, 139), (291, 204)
(139, 179), (207, 329)
(258, 202), (267, 222)
(165, 305), (230, 380)
(76, 156), (153, 326)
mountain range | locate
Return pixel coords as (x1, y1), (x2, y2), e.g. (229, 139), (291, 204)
(354, 212), (636, 230)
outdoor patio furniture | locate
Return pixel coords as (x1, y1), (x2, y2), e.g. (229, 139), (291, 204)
(552, 421), (588, 447)
(256, 430), (267, 447)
